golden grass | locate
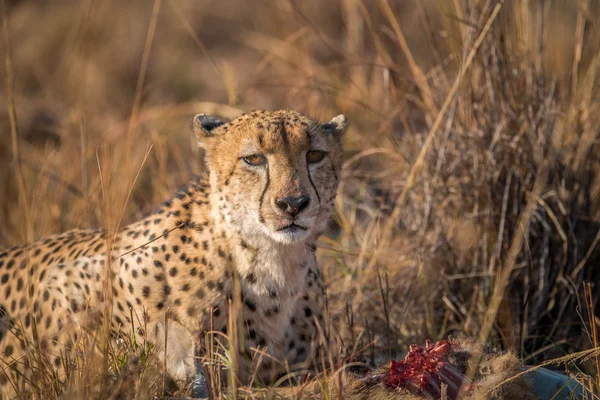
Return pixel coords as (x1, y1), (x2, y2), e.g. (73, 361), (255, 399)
(1, 0), (600, 398)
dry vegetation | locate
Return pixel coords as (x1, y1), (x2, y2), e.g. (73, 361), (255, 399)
(1, 0), (600, 398)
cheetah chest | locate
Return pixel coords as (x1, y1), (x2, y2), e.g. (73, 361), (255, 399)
(236, 245), (310, 359)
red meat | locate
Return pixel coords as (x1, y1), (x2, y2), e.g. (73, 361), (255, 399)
(385, 340), (470, 399)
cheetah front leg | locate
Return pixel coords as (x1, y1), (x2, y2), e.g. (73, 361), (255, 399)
(152, 319), (208, 398)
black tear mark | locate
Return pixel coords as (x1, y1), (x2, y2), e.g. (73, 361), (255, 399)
(258, 164), (270, 224)
(330, 160), (338, 181)
(306, 135), (321, 206)
(307, 168), (321, 206)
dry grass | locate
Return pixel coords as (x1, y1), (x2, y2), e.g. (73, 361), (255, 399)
(1, 0), (600, 398)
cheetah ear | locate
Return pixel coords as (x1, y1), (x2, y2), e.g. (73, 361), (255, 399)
(193, 114), (225, 145)
(321, 114), (348, 137)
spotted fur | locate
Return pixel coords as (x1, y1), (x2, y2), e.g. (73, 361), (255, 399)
(0, 109), (347, 397)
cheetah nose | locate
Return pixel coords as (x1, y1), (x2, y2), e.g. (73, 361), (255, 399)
(275, 195), (310, 217)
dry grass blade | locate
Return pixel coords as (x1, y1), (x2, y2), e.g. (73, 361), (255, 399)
(376, 0), (436, 115)
(167, 0), (222, 78)
(125, 0), (162, 163)
(584, 283), (600, 389)
(461, 146), (554, 395)
(1, 0), (30, 243)
(367, 2), (503, 271)
(571, 229), (600, 279)
(113, 142), (154, 252)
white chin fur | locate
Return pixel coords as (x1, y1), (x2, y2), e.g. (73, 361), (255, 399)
(268, 227), (311, 244)
(234, 215), (315, 244)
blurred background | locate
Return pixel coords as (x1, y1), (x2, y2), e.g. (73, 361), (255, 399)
(1, 0), (599, 394)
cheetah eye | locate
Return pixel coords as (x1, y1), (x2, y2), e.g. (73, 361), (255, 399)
(306, 150), (327, 164)
(242, 154), (267, 166)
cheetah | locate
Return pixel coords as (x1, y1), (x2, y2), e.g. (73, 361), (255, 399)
(0, 109), (347, 397)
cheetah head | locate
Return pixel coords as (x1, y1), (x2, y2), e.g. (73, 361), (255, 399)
(193, 110), (346, 245)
